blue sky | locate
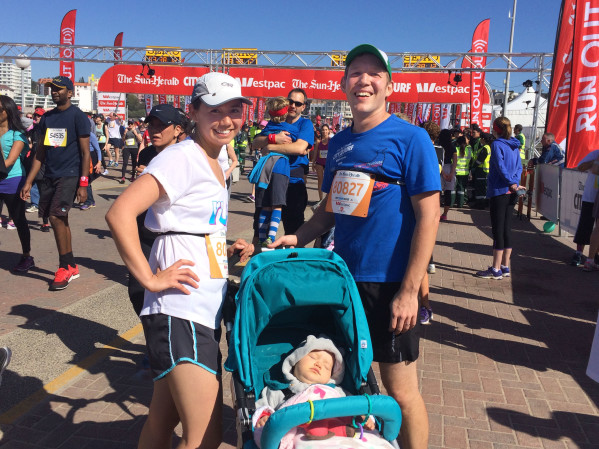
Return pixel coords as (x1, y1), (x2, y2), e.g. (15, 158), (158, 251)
(5, 0), (561, 92)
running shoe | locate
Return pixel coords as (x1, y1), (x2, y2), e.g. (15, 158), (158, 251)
(102, 169), (109, 176)
(427, 263), (436, 274)
(6, 220), (16, 230)
(13, 255), (35, 272)
(440, 214), (448, 221)
(119, 177), (126, 184)
(114, 162), (119, 168)
(583, 260), (599, 272)
(500, 265), (511, 277)
(475, 267), (503, 280)
(570, 252), (583, 267)
(49, 265), (80, 291)
(0, 347), (11, 386)
(248, 194), (255, 203)
(40, 224), (51, 232)
(26, 204), (39, 213)
(79, 203), (91, 211)
(419, 306), (433, 325)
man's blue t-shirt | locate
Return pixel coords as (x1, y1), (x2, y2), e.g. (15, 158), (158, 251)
(322, 114), (440, 282)
(39, 105), (91, 178)
(285, 117), (314, 184)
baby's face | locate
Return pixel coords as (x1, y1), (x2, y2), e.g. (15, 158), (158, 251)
(293, 350), (335, 385)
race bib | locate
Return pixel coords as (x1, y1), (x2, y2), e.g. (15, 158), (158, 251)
(98, 135), (107, 143)
(205, 230), (228, 279)
(44, 128), (67, 148)
(319, 149), (328, 159)
(325, 170), (374, 217)
(125, 138), (136, 146)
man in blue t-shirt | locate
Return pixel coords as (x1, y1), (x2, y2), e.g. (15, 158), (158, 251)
(252, 88), (314, 234)
(272, 45), (440, 449)
(21, 76), (91, 291)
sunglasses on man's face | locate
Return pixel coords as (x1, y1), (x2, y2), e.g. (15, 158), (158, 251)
(287, 99), (304, 107)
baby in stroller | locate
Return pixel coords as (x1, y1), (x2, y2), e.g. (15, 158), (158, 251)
(253, 335), (375, 448)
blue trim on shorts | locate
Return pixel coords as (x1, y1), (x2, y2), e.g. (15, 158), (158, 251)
(152, 357), (219, 382)
(168, 316), (175, 366)
(190, 320), (198, 362)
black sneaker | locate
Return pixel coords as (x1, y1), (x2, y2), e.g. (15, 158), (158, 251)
(0, 347), (11, 386)
(570, 252), (583, 267)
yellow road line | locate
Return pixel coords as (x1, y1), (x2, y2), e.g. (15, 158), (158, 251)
(0, 323), (143, 425)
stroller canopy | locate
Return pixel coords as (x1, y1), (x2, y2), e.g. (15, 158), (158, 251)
(225, 249), (374, 396)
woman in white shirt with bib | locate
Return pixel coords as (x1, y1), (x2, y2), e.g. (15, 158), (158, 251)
(107, 73), (253, 449)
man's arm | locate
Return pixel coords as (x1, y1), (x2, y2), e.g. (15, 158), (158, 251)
(271, 196), (335, 248)
(20, 140), (45, 200)
(389, 191), (440, 334)
(77, 135), (91, 203)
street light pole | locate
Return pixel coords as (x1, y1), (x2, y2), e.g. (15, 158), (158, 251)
(15, 56), (31, 110)
(503, 0), (517, 117)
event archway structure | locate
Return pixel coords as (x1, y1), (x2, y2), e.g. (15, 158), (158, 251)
(0, 42), (553, 147)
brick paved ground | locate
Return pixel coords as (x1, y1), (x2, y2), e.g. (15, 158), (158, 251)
(1, 172), (599, 448)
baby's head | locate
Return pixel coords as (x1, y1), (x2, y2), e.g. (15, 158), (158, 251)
(266, 96), (289, 123)
(293, 349), (335, 385)
(282, 335), (345, 386)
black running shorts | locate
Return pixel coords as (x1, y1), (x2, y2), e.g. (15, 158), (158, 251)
(357, 282), (420, 364)
(141, 313), (222, 381)
(38, 176), (79, 218)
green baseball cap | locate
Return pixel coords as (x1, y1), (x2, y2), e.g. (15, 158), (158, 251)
(345, 44), (393, 79)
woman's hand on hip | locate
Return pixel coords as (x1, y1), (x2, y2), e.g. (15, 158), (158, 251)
(146, 259), (199, 294)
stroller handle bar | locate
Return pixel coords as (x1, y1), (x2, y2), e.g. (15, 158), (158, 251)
(260, 395), (402, 449)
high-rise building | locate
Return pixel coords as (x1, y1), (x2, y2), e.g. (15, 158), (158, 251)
(0, 60), (32, 95)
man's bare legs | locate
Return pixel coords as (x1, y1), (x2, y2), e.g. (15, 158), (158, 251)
(380, 360), (428, 449)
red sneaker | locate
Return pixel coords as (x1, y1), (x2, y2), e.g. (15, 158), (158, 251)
(49, 265), (80, 291)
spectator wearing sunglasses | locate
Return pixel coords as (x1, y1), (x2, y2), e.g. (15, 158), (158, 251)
(252, 88), (314, 234)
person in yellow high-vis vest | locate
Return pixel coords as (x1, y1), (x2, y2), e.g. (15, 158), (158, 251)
(472, 132), (492, 209)
(455, 135), (472, 208)
(514, 124), (526, 167)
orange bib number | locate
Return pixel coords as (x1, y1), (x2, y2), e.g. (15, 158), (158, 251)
(325, 171), (374, 217)
(205, 230), (228, 279)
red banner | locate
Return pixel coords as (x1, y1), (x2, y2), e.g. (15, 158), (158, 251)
(432, 104), (441, 125)
(173, 96), (180, 109)
(144, 94), (153, 114)
(59, 9), (76, 82)
(248, 98), (256, 123)
(98, 65), (489, 104)
(257, 98), (265, 122)
(407, 103), (415, 123)
(158, 95), (167, 104)
(113, 32), (123, 64)
(469, 19), (490, 131)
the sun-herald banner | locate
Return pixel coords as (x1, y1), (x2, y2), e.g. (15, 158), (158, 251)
(549, 0), (599, 169)
(59, 9), (77, 82)
(98, 66), (490, 104)
(469, 19), (490, 131)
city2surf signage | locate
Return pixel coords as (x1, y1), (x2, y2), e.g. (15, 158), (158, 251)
(98, 65), (489, 104)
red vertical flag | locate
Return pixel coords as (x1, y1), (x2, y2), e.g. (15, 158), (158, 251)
(248, 98), (256, 122)
(547, 0), (599, 168)
(59, 9), (77, 82)
(432, 104), (441, 126)
(257, 98), (265, 122)
(158, 95), (167, 104)
(113, 32), (123, 64)
(173, 96), (180, 109)
(469, 19), (490, 131)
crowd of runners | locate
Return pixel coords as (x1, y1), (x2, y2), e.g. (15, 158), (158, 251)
(1, 42), (599, 449)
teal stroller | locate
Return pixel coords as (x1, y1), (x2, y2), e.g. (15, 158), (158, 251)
(224, 249), (402, 449)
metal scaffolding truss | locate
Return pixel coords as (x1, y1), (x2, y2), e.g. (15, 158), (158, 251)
(0, 42), (553, 75)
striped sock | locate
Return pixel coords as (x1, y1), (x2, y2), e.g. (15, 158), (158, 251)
(258, 210), (269, 242)
(268, 209), (282, 241)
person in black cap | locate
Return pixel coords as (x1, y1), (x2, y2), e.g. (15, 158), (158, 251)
(20, 75), (91, 291)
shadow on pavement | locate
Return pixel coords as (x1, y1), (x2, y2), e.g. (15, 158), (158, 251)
(427, 206), (599, 443)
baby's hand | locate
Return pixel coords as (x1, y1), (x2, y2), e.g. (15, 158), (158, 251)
(359, 415), (375, 430)
(256, 415), (269, 428)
